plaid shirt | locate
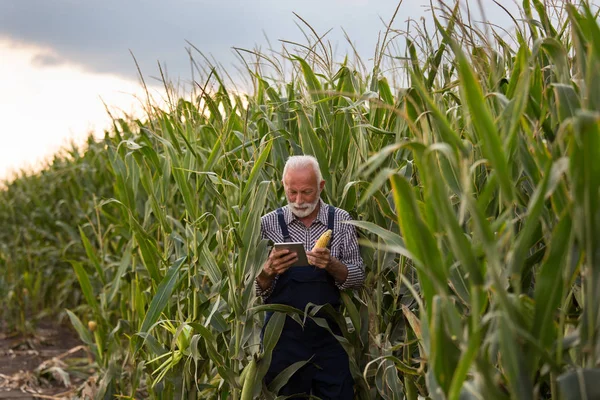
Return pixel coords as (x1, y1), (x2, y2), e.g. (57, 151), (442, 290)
(255, 199), (365, 299)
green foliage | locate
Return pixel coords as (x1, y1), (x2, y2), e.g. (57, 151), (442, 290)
(0, 136), (116, 332)
(2, 1), (600, 399)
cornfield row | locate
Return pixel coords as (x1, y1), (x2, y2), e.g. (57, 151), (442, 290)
(1, 1), (600, 399)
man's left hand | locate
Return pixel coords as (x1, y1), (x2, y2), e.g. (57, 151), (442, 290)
(307, 248), (331, 270)
(307, 248), (349, 284)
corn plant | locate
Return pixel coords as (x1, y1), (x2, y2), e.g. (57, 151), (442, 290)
(2, 1), (600, 399)
(0, 135), (116, 333)
(355, 1), (600, 399)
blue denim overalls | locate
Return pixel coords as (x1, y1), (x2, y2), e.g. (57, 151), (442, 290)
(263, 206), (354, 399)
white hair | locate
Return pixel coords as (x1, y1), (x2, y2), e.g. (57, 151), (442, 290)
(282, 155), (323, 184)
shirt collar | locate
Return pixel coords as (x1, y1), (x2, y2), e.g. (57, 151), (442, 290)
(284, 198), (328, 226)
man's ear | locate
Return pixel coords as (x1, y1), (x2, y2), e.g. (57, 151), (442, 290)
(319, 180), (325, 191)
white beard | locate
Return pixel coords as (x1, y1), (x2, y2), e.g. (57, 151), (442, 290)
(288, 197), (320, 218)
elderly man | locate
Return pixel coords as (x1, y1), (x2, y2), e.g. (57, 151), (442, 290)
(255, 155), (365, 399)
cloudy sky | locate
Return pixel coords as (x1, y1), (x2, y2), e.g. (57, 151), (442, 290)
(0, 0), (522, 180)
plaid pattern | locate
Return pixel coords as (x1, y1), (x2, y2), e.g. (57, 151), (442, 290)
(255, 199), (365, 299)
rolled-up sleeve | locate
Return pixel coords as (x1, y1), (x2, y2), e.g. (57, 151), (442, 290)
(335, 217), (365, 290)
(255, 275), (277, 300)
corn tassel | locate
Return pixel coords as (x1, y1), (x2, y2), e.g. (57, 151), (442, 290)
(313, 229), (332, 250)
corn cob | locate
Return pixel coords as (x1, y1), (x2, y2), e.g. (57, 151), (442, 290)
(313, 229), (332, 250)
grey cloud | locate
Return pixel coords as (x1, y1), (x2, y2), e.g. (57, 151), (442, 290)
(31, 51), (66, 67)
(0, 0), (518, 82)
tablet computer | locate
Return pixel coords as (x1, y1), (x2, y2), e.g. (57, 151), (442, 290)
(273, 242), (309, 267)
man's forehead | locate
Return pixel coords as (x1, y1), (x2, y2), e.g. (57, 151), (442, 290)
(283, 167), (316, 180)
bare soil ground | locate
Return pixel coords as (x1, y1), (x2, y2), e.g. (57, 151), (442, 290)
(0, 321), (94, 399)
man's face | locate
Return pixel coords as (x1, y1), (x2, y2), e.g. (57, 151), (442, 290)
(283, 167), (324, 218)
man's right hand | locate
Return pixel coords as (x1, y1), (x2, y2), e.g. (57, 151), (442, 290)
(256, 248), (298, 290)
(264, 248), (298, 276)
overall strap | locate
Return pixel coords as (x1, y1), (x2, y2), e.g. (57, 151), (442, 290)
(276, 208), (292, 242)
(327, 205), (335, 246)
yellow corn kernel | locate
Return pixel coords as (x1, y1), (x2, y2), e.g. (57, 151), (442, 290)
(313, 229), (332, 250)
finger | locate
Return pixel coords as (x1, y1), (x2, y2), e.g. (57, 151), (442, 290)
(269, 251), (292, 264)
(309, 248), (330, 255)
(265, 258), (278, 271)
(307, 255), (322, 266)
(307, 250), (329, 259)
(270, 248), (290, 258)
(275, 257), (298, 272)
(274, 252), (297, 268)
(278, 252), (297, 263)
(309, 254), (330, 267)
